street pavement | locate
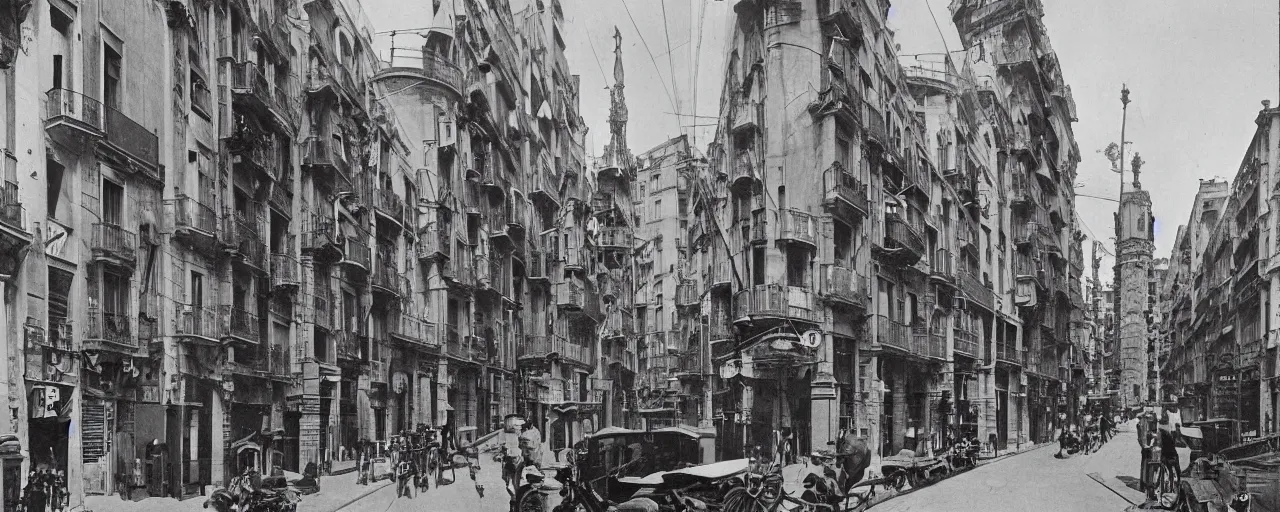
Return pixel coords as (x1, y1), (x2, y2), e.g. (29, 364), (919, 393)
(83, 470), (393, 512)
(335, 459), (509, 512)
(873, 422), (1148, 512)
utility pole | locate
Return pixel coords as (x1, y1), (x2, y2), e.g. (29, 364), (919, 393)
(1091, 241), (1102, 396)
(1114, 86), (1131, 409)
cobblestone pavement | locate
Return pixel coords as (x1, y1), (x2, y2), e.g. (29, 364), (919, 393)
(873, 423), (1146, 512)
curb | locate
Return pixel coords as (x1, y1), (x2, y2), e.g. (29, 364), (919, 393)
(323, 480), (394, 512)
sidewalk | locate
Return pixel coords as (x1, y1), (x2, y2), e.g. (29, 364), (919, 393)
(81, 471), (391, 512)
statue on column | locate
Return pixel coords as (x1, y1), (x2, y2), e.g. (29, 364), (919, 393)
(1131, 153), (1144, 190)
(607, 27), (628, 164)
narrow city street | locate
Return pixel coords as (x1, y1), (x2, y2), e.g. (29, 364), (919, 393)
(873, 424), (1146, 512)
(333, 464), (507, 512)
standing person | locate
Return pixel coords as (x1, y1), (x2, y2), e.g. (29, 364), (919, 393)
(395, 452), (416, 499)
(1159, 407), (1183, 476)
(1100, 413), (1111, 445)
(519, 418), (543, 469)
(1138, 412), (1158, 492)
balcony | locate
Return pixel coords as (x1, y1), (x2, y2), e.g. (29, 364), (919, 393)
(1014, 222), (1039, 248)
(863, 99), (887, 148)
(730, 96), (759, 135)
(44, 88), (105, 142)
(270, 253), (299, 290)
(84, 308), (135, 352)
(46, 318), (73, 351)
(997, 342), (1021, 365)
(556, 280), (585, 310)
(778, 208), (817, 247)
(993, 42), (1037, 70)
(819, 263), (867, 309)
(881, 213), (925, 265)
(302, 214), (338, 255)
(528, 250), (550, 284)
(390, 314), (434, 349)
(954, 328), (979, 359)
(173, 195), (219, 249)
(0, 152), (28, 243)
(303, 137), (350, 183)
(336, 332), (361, 361)
(597, 226), (632, 252)
(676, 281), (700, 307)
(822, 161), (869, 221)
(222, 305), (260, 344)
(90, 223), (137, 269)
(312, 294), (332, 331)
(733, 284), (819, 324)
(517, 336), (593, 368)
(371, 245), (401, 299)
(342, 236), (371, 271)
(103, 104), (161, 175)
(229, 60), (273, 112)
(730, 150), (757, 190)
(417, 226), (450, 261)
(930, 248), (954, 281)
(917, 332), (946, 360)
(750, 218), (768, 244)
(959, 271), (994, 311)
(876, 315), (909, 352)
(225, 215), (267, 272)
(817, 0), (864, 43)
(176, 304), (222, 343)
(373, 188), (406, 227)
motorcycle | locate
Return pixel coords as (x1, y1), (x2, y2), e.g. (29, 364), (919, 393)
(945, 440), (979, 471)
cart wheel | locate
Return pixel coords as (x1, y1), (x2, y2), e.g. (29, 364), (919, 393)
(515, 489), (544, 512)
(907, 470), (924, 489)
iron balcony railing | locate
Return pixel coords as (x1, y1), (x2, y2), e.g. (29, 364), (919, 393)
(372, 243), (400, 294)
(86, 307), (133, 348)
(778, 208), (817, 246)
(819, 263), (866, 307)
(344, 236), (371, 269)
(91, 223), (138, 264)
(863, 99), (887, 146)
(177, 304), (222, 340)
(733, 284), (819, 323)
(222, 305), (260, 343)
(44, 88), (104, 134)
(303, 137), (350, 179)
(175, 195), (218, 236)
(0, 151), (25, 233)
(953, 328), (979, 358)
(822, 161), (869, 218)
(597, 226), (633, 250)
(303, 215), (336, 252)
(997, 342), (1020, 365)
(270, 253), (299, 288)
(556, 280), (585, 309)
(917, 332), (946, 360)
(959, 271), (994, 310)
(517, 336), (593, 367)
(676, 281), (699, 307)
(417, 226), (449, 261)
(876, 315), (909, 351)
(374, 187), (406, 225)
(104, 104), (160, 170)
(884, 213), (925, 257)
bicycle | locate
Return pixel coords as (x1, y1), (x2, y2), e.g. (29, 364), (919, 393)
(1145, 446), (1180, 509)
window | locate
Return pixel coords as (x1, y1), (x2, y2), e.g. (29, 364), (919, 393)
(102, 179), (124, 224)
(752, 247), (765, 285)
(46, 159), (65, 219)
(102, 270), (128, 318)
(103, 43), (122, 110)
(786, 246), (808, 288)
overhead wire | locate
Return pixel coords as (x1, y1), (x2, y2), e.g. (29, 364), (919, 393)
(660, 0), (682, 116)
(619, 0), (681, 116)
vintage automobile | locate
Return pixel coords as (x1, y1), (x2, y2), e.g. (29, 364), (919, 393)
(576, 426), (712, 501)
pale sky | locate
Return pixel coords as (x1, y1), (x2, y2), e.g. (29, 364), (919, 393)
(364, 0), (1280, 282)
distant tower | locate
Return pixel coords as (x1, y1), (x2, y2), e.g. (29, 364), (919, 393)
(606, 27), (629, 163)
(1116, 156), (1154, 407)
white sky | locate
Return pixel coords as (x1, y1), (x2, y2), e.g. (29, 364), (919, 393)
(363, 0), (1280, 282)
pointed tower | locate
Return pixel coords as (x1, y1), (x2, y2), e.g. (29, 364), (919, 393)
(606, 27), (629, 166)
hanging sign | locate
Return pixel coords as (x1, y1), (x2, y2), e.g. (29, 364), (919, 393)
(800, 330), (823, 349)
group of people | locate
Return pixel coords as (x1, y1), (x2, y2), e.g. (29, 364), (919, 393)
(16, 469), (67, 512)
(1058, 406), (1123, 458)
